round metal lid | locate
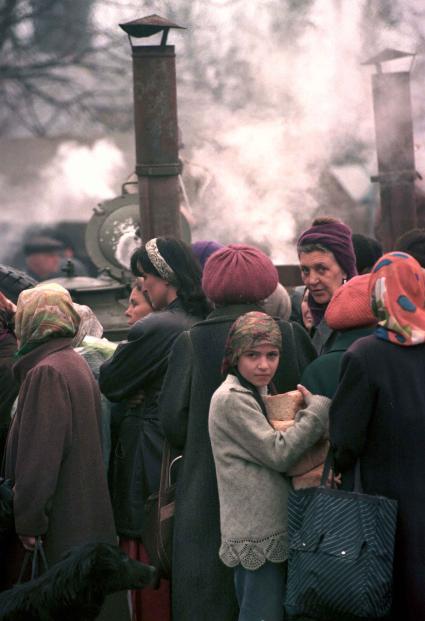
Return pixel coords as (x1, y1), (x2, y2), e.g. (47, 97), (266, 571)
(85, 190), (191, 281)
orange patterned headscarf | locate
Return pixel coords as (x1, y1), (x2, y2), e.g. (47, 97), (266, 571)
(369, 252), (425, 346)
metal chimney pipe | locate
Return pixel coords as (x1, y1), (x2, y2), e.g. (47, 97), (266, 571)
(120, 15), (185, 242)
(363, 49), (419, 251)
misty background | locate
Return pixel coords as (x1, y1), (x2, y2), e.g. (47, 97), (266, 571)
(1, 0), (425, 263)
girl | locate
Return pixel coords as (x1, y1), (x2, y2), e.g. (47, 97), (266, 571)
(209, 311), (330, 621)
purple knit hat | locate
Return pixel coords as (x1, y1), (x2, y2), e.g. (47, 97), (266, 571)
(191, 241), (223, 270)
(202, 244), (279, 304)
(297, 220), (357, 280)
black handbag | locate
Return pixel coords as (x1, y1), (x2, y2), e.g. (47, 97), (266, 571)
(143, 441), (181, 580)
(285, 453), (398, 620)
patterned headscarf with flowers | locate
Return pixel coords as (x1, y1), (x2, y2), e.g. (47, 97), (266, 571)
(222, 311), (282, 376)
(369, 251), (425, 346)
(15, 282), (80, 356)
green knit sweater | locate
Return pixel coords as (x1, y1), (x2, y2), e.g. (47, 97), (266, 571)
(209, 374), (330, 570)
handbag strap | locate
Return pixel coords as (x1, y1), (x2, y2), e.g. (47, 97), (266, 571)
(320, 449), (363, 492)
(17, 537), (48, 583)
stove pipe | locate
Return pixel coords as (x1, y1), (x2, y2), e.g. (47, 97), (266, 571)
(120, 15), (185, 242)
(363, 49), (420, 251)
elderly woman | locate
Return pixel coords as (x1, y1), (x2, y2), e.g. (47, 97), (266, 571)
(330, 252), (425, 621)
(297, 216), (357, 353)
(3, 283), (128, 619)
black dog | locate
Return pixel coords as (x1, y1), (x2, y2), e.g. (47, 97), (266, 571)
(0, 542), (157, 621)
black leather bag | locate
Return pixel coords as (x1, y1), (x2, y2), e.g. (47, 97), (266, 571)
(143, 441), (181, 580)
(285, 454), (398, 620)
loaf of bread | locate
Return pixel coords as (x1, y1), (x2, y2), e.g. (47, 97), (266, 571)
(264, 390), (304, 421)
(269, 419), (295, 432)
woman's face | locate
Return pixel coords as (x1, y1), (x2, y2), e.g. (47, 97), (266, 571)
(301, 289), (314, 331)
(125, 285), (152, 326)
(141, 272), (173, 311)
(299, 250), (346, 305)
(237, 343), (280, 388)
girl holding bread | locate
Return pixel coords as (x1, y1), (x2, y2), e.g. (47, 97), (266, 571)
(209, 311), (330, 621)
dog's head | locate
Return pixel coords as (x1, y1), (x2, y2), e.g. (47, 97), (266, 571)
(60, 543), (157, 594)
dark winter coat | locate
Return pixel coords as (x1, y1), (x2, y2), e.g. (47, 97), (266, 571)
(301, 326), (374, 398)
(4, 338), (117, 564)
(0, 333), (19, 463)
(99, 299), (200, 537)
(330, 336), (425, 621)
(158, 303), (317, 621)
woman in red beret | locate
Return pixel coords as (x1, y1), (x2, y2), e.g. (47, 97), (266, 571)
(158, 243), (316, 621)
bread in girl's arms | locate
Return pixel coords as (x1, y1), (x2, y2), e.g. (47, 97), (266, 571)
(263, 390), (304, 421)
(269, 419), (295, 432)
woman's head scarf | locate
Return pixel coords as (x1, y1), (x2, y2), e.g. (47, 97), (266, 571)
(15, 282), (80, 356)
(72, 304), (103, 347)
(222, 311), (282, 376)
(297, 219), (357, 325)
(369, 251), (425, 346)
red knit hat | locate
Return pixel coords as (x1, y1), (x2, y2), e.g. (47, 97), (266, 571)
(202, 244), (279, 304)
(325, 274), (376, 330)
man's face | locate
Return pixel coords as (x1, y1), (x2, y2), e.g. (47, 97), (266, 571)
(26, 252), (61, 279)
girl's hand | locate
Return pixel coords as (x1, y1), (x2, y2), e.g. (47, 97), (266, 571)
(297, 384), (312, 405)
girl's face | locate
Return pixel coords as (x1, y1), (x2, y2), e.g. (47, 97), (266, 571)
(299, 250), (346, 305)
(237, 343), (280, 388)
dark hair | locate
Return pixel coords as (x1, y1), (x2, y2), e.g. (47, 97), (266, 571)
(352, 233), (383, 274)
(395, 228), (425, 268)
(130, 237), (210, 318)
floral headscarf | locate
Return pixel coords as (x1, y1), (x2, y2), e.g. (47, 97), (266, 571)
(222, 311), (282, 375)
(15, 283), (80, 356)
(369, 251), (425, 346)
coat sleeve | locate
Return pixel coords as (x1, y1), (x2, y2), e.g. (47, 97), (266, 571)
(99, 315), (171, 401)
(158, 331), (192, 450)
(13, 366), (73, 536)
(329, 348), (375, 473)
(209, 390), (330, 473)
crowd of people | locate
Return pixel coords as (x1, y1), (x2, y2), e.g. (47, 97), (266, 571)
(1, 217), (425, 621)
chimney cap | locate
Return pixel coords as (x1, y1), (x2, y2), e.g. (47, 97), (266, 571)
(362, 48), (415, 66)
(119, 14), (185, 38)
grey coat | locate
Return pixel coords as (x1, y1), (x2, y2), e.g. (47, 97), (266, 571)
(158, 303), (317, 621)
(209, 375), (330, 570)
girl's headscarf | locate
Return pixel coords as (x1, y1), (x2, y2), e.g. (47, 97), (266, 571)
(222, 311), (282, 376)
(369, 251), (425, 346)
(15, 283), (80, 356)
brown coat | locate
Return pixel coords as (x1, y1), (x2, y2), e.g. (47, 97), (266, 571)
(5, 338), (117, 561)
(4, 338), (130, 620)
